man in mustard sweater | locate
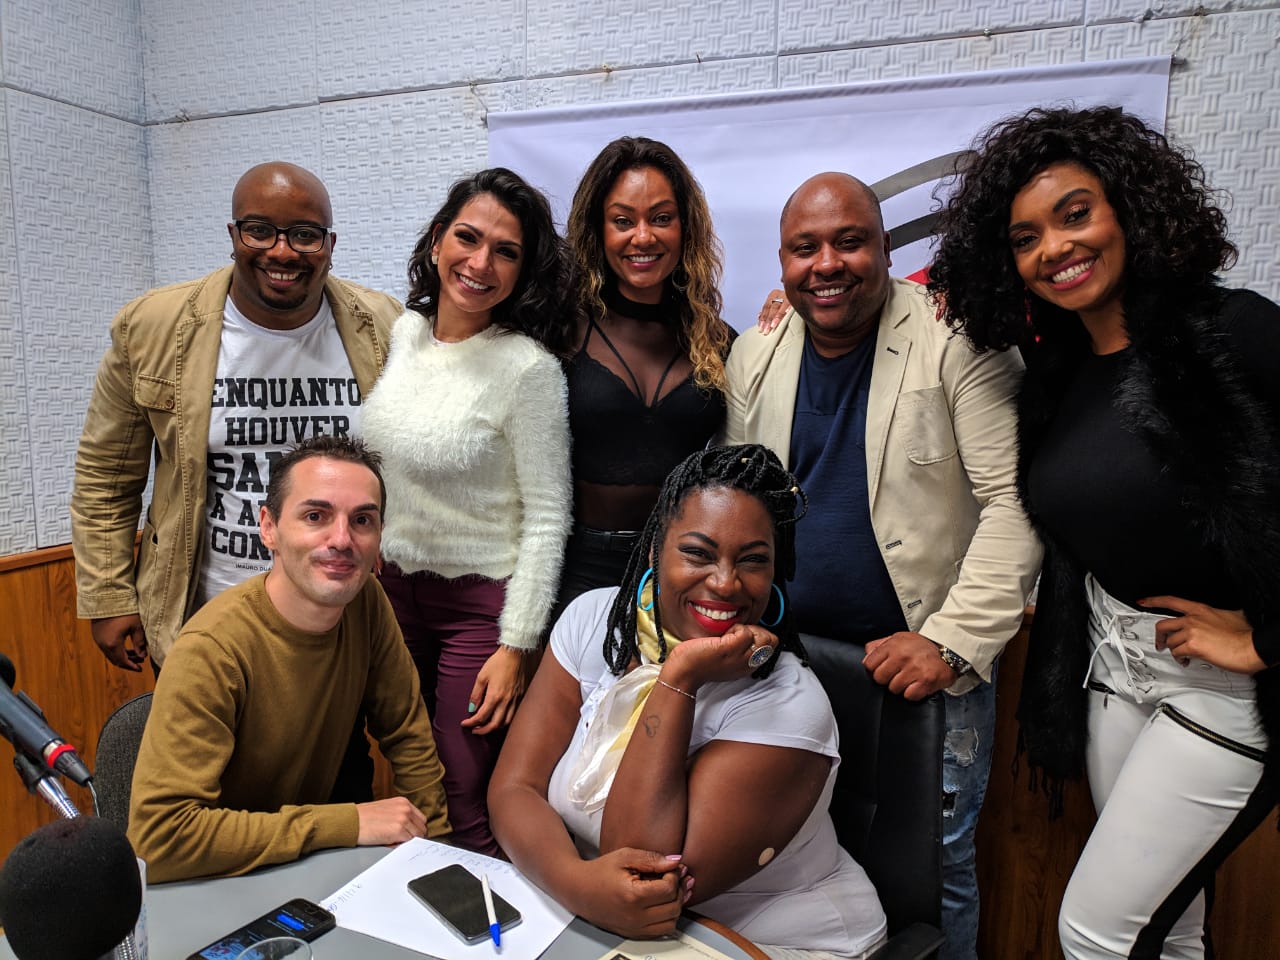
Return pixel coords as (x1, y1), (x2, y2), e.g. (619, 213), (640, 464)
(129, 435), (450, 882)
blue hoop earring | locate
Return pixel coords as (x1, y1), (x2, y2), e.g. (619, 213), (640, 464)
(759, 584), (785, 628)
(637, 567), (659, 611)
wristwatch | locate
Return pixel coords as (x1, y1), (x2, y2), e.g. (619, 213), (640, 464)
(937, 645), (972, 676)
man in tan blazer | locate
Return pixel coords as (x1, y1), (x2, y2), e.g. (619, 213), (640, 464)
(72, 162), (398, 674)
(723, 172), (1041, 960)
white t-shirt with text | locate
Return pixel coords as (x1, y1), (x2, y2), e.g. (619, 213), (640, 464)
(197, 294), (359, 607)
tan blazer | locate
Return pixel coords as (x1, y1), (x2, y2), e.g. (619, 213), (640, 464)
(723, 278), (1041, 692)
(71, 266), (399, 664)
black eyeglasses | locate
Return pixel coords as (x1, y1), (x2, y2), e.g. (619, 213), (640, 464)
(234, 219), (331, 254)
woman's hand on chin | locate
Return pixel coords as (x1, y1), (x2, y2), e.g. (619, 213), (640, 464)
(661, 624), (778, 691)
(573, 848), (688, 939)
(463, 645), (531, 734)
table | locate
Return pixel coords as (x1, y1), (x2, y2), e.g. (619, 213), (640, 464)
(0, 846), (760, 960)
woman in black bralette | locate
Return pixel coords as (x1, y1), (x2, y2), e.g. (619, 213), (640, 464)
(553, 136), (735, 622)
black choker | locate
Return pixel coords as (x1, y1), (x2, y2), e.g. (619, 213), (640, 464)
(602, 279), (674, 323)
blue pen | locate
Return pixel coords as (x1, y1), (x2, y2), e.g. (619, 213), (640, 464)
(481, 872), (501, 948)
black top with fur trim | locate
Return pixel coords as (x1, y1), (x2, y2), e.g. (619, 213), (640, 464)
(1016, 285), (1280, 809)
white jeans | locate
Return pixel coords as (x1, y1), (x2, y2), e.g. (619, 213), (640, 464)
(1059, 577), (1271, 959)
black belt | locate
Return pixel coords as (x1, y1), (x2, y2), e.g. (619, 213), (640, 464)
(571, 526), (642, 553)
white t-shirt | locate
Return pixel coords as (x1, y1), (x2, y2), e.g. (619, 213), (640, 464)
(197, 294), (359, 607)
(546, 588), (887, 955)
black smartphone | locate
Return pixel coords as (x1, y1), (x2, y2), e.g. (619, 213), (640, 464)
(406, 864), (523, 944)
(185, 897), (336, 960)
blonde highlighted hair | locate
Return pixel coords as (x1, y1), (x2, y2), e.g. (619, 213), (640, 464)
(566, 137), (729, 392)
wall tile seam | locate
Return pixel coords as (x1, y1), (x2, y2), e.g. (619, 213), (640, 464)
(0, 108), (35, 556)
(1084, 4), (1280, 27)
(779, 21), (1088, 56)
(140, 54), (770, 127)
(1086, 2), (1280, 22)
(143, 76), (515, 125)
(0, 82), (145, 127)
(132, 5), (1280, 126)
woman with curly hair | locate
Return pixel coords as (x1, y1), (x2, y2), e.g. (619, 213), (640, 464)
(554, 136), (735, 619)
(490, 444), (887, 957)
(361, 168), (573, 855)
(930, 105), (1280, 959)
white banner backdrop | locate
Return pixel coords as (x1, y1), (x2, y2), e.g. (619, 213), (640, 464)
(489, 58), (1170, 330)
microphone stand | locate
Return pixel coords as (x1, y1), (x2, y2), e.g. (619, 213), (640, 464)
(9, 751), (142, 960)
(12, 752), (80, 820)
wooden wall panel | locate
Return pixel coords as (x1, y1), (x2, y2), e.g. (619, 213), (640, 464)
(3, 555), (1277, 959)
(0, 547), (153, 861)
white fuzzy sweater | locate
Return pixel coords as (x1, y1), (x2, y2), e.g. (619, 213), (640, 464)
(361, 310), (571, 650)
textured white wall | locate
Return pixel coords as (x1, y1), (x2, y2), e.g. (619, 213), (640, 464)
(1, 0), (1279, 551)
(0, 0), (150, 554)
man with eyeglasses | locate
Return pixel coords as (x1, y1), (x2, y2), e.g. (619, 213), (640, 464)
(71, 162), (400, 688)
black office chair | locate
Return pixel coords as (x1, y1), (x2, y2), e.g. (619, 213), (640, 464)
(801, 634), (946, 960)
(93, 692), (153, 832)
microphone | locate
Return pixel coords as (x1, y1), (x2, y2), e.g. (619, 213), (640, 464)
(0, 816), (143, 960)
(13, 753), (79, 821)
(0, 652), (93, 786)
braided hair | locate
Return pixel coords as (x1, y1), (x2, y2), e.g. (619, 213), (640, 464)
(603, 444), (809, 678)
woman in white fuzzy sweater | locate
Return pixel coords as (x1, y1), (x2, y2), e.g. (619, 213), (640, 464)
(361, 169), (574, 855)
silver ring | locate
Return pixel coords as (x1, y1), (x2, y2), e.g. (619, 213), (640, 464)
(770, 298), (784, 304)
(748, 645), (774, 668)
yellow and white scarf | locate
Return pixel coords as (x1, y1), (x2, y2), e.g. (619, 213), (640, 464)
(566, 581), (683, 812)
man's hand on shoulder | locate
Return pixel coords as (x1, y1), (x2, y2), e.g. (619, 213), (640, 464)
(863, 631), (958, 700)
(356, 797), (428, 845)
(91, 614), (149, 672)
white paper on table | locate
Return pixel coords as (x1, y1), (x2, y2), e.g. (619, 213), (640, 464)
(321, 838), (574, 959)
(595, 930), (738, 960)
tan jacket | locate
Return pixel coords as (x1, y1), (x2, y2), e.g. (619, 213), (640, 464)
(723, 278), (1041, 692)
(71, 266), (399, 664)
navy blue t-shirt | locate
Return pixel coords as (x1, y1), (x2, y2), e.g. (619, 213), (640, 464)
(788, 334), (907, 641)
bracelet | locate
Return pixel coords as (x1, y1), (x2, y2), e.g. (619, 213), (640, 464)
(655, 678), (696, 702)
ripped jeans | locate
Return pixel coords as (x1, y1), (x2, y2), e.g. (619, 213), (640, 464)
(1059, 576), (1271, 960)
(938, 671), (997, 960)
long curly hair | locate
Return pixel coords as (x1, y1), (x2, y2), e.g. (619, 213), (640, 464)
(603, 444), (809, 679)
(567, 136), (729, 391)
(929, 105), (1237, 354)
(407, 167), (575, 356)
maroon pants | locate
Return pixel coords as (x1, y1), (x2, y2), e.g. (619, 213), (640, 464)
(380, 565), (507, 857)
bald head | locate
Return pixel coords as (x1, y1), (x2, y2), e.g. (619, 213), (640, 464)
(777, 171), (892, 357)
(226, 162), (336, 331)
(232, 162), (332, 225)
(780, 172), (883, 235)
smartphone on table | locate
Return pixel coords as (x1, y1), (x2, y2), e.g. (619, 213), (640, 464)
(185, 897), (335, 959)
(407, 864), (523, 943)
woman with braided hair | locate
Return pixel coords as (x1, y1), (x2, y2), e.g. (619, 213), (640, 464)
(490, 444), (886, 958)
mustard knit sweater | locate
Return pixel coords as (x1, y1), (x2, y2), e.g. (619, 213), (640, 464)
(129, 575), (449, 882)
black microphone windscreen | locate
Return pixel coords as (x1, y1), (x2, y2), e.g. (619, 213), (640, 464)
(0, 652), (14, 689)
(0, 817), (142, 960)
